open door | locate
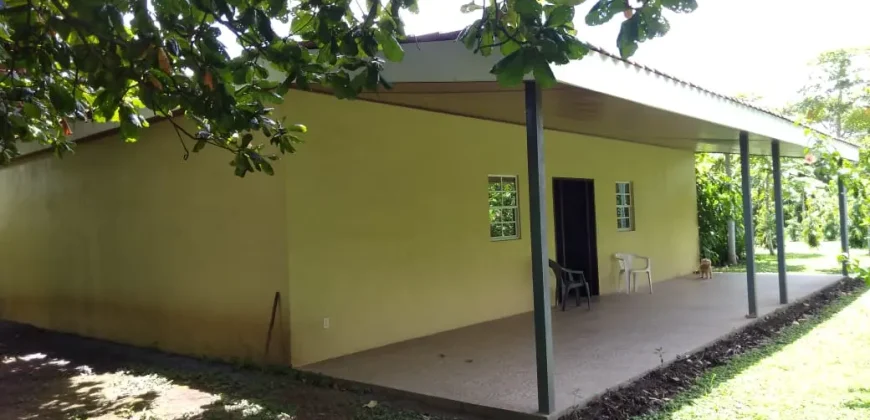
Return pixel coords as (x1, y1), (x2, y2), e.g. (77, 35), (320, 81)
(553, 178), (600, 298)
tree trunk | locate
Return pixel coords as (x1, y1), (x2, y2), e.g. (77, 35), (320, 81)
(765, 170), (775, 255)
(725, 154), (738, 265)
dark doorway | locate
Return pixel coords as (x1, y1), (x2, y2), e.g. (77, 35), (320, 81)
(553, 178), (600, 298)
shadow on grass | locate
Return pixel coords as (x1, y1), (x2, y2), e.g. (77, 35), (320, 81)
(717, 252), (833, 273)
(635, 281), (868, 420)
(844, 387), (870, 410)
(718, 261), (807, 273)
(0, 323), (468, 420)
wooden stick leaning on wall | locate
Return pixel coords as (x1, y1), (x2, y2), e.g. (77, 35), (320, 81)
(264, 291), (284, 363)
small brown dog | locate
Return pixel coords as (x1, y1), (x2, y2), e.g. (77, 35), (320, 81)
(699, 258), (713, 279)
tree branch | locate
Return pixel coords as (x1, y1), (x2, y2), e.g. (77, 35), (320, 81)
(158, 108), (238, 156)
(45, 3), (113, 71)
(0, 4), (31, 15)
(169, 120), (190, 160)
(495, 22), (525, 47)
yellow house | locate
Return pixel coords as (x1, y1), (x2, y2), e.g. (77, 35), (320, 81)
(0, 32), (859, 415)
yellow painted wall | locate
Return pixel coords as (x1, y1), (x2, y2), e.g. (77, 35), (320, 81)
(284, 92), (699, 366)
(0, 126), (291, 364)
(0, 90), (697, 368)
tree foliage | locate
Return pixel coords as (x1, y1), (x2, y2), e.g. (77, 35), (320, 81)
(830, 141), (870, 282)
(698, 47), (870, 275)
(787, 48), (870, 255)
(0, 0), (698, 175)
(786, 48), (870, 143)
(0, 0), (422, 176)
(458, 0), (698, 86)
(695, 153), (743, 265)
(695, 149), (846, 267)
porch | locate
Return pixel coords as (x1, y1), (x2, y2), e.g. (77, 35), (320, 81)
(343, 32), (861, 415)
(303, 272), (842, 419)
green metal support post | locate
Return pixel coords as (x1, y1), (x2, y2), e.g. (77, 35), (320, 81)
(524, 80), (555, 414)
(739, 131), (758, 317)
(772, 140), (788, 304)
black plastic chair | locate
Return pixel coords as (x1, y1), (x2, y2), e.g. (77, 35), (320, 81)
(548, 259), (591, 311)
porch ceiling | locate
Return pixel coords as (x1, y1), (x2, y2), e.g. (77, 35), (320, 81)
(356, 81), (800, 157)
(360, 32), (858, 161)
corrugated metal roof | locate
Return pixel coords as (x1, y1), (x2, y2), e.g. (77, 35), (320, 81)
(402, 30), (843, 145)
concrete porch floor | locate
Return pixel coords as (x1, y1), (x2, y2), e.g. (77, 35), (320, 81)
(303, 273), (842, 418)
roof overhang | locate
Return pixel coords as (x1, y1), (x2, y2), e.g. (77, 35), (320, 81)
(22, 32), (859, 162)
(359, 33), (859, 161)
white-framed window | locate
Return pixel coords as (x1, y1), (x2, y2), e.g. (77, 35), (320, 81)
(488, 175), (520, 240)
(616, 181), (634, 231)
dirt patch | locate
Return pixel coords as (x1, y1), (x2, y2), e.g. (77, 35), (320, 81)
(560, 277), (867, 420)
(0, 322), (475, 420)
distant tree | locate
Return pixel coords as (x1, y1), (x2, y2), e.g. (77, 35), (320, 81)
(724, 153), (738, 264)
(696, 78), (858, 263)
(792, 49), (870, 255)
(695, 153), (744, 266)
(787, 48), (870, 143)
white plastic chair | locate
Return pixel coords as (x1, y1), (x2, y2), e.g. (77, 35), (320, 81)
(614, 253), (653, 294)
(614, 253), (632, 294)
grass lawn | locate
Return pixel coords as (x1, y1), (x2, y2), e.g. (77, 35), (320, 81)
(718, 241), (870, 274)
(638, 284), (870, 420)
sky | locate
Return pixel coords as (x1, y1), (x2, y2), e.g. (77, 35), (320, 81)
(398, 0), (870, 109)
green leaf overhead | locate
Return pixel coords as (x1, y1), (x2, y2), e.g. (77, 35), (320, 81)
(533, 61), (558, 88)
(586, 0), (630, 26)
(492, 49), (528, 86)
(662, 0), (699, 13)
(617, 13), (642, 58)
(374, 29), (405, 62)
(514, 0), (544, 18)
(546, 5), (575, 28)
(460, 0), (696, 86)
